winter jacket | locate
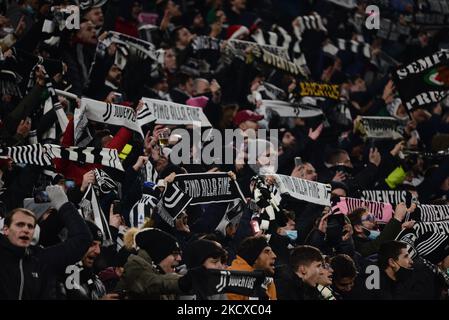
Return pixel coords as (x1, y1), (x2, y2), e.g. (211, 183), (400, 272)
(275, 265), (322, 300)
(227, 255), (277, 300)
(115, 249), (182, 300)
(0, 202), (92, 299)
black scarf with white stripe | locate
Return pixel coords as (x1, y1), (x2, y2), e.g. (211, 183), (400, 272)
(1, 144), (124, 171)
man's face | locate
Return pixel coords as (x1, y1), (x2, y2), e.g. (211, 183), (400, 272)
(317, 263), (333, 287)
(176, 28), (193, 48)
(3, 211), (35, 248)
(183, 78), (194, 96)
(82, 240), (101, 268)
(194, 79), (210, 95)
(254, 246), (276, 275)
(361, 211), (377, 231)
(302, 163), (317, 181)
(85, 7), (104, 27)
(300, 260), (324, 287)
(77, 21), (97, 45)
(203, 257), (225, 269)
(334, 276), (355, 293)
(392, 248), (413, 271)
(282, 132), (296, 148)
(337, 152), (353, 168)
(107, 65), (122, 86)
(131, 1), (143, 20)
(164, 49), (177, 71)
(159, 253), (181, 274)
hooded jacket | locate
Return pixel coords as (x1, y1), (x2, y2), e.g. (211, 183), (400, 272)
(226, 255), (277, 300)
(0, 202), (92, 299)
(115, 249), (182, 300)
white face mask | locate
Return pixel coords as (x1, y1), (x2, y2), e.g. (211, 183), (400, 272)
(2, 27), (14, 34)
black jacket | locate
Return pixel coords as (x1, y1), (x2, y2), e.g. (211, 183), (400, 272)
(275, 266), (322, 300)
(0, 202), (92, 300)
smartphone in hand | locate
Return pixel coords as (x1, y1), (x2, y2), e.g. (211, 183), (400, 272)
(113, 200), (121, 215)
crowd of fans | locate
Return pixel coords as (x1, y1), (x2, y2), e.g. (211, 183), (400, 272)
(1, 0), (449, 300)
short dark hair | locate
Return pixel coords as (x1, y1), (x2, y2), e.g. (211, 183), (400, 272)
(290, 245), (322, 271)
(4, 208), (37, 228)
(378, 241), (407, 271)
(326, 149), (348, 165)
(347, 208), (367, 226)
(330, 254), (357, 282)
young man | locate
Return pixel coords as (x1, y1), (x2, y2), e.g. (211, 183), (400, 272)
(330, 254), (358, 300)
(275, 245), (324, 300)
(0, 186), (91, 299)
(347, 202), (413, 257)
(227, 235), (277, 300)
(374, 240), (415, 299)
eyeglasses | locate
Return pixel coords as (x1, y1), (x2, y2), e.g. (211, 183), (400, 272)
(361, 213), (375, 223)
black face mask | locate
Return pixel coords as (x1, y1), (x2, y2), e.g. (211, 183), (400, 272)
(395, 266), (414, 282)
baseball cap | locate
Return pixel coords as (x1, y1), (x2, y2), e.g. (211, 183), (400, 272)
(233, 110), (264, 127)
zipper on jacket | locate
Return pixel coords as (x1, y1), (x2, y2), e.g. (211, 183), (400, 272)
(19, 258), (24, 300)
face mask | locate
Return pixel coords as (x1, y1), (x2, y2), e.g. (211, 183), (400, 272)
(367, 229), (380, 240)
(395, 265), (414, 282)
(285, 230), (298, 241)
(2, 27), (14, 34)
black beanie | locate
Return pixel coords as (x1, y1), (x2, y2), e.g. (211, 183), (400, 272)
(237, 236), (269, 266)
(183, 240), (227, 269)
(85, 220), (103, 243)
(135, 228), (180, 264)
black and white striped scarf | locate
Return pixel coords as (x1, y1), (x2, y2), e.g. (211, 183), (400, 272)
(143, 160), (158, 183)
(335, 39), (371, 59)
(93, 169), (118, 195)
(1, 144), (124, 170)
(42, 67), (69, 133)
(80, 184), (113, 246)
(46, 144), (124, 171)
(0, 144), (52, 166)
(292, 13), (327, 41)
(103, 31), (163, 63)
(251, 25), (292, 52)
(129, 194), (158, 228)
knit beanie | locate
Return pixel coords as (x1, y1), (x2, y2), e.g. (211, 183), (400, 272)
(237, 236), (269, 266)
(183, 239), (227, 269)
(135, 228), (180, 264)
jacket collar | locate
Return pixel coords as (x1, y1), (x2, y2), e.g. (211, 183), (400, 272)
(0, 234), (28, 258)
(137, 249), (164, 273)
